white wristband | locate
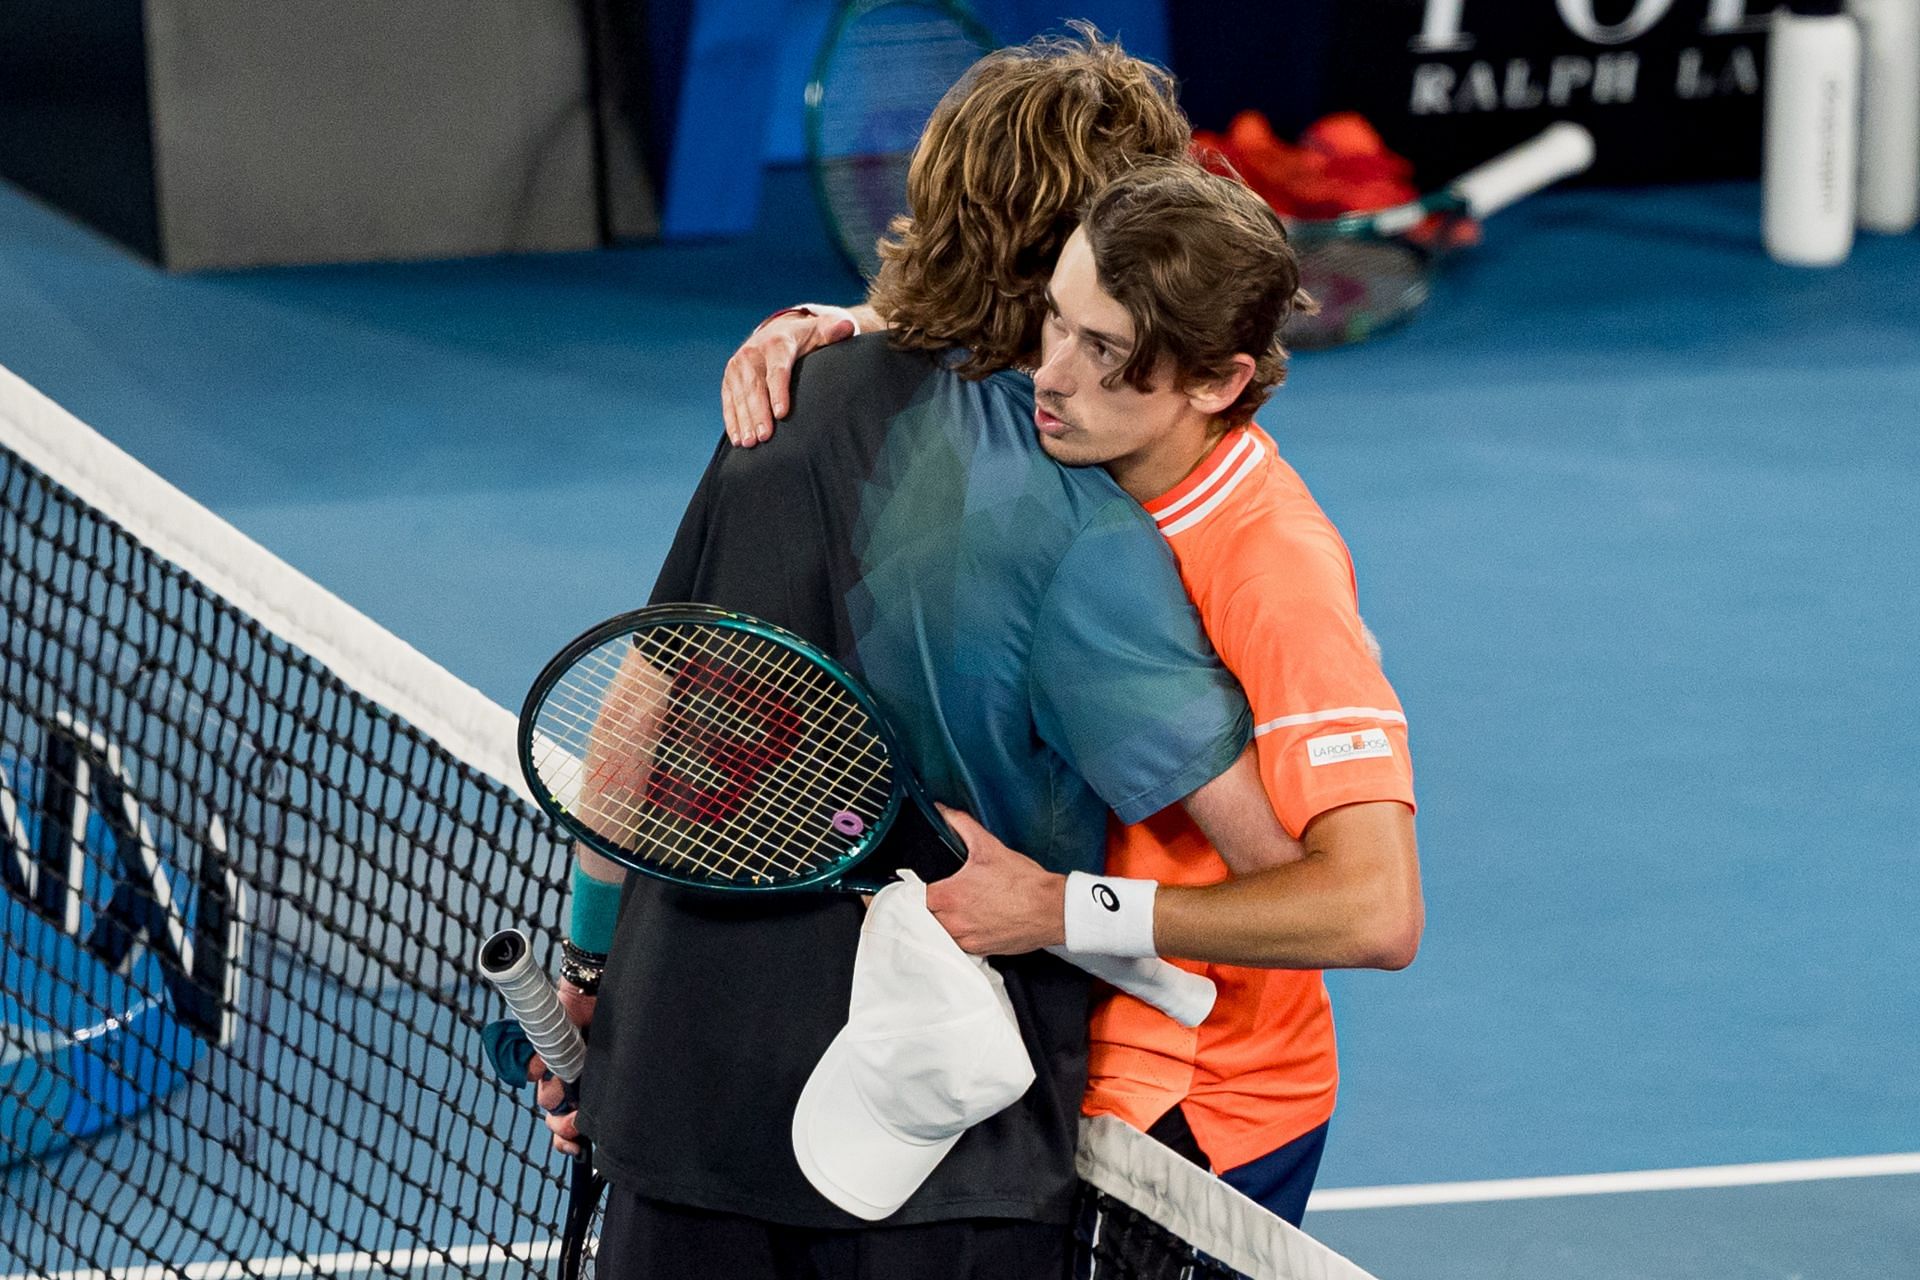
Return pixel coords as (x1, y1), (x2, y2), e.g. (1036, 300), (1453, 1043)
(794, 303), (863, 336)
(1063, 872), (1158, 958)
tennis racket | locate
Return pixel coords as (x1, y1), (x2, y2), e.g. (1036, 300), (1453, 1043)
(1284, 121), (1596, 349)
(807, 0), (996, 280)
(477, 929), (604, 1280)
(519, 604), (1217, 1026)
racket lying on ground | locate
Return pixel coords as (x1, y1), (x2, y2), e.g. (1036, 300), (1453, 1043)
(477, 930), (602, 1280)
(1284, 121), (1597, 349)
(519, 603), (1218, 1026)
(808, 0), (996, 279)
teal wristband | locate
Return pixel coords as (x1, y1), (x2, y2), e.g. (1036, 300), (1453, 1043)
(568, 864), (623, 956)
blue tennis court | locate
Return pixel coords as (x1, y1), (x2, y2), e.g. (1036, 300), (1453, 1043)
(2, 148), (1916, 1280)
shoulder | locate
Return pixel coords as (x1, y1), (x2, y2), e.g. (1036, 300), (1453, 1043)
(1043, 489), (1193, 624)
(787, 333), (944, 411)
(1186, 447), (1360, 625)
(1170, 438), (1401, 720)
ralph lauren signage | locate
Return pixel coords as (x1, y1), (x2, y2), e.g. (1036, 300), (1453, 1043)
(1172, 1), (1772, 185)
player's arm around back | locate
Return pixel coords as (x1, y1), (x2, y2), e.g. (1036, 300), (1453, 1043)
(1170, 540), (1425, 969)
(933, 762), (1421, 971)
(720, 303), (878, 445)
(1169, 790), (1422, 970)
(934, 529), (1426, 970)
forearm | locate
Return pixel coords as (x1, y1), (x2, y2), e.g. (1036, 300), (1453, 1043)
(539, 849), (616, 1156)
(1153, 845), (1420, 969)
(576, 845), (627, 886)
(926, 800), (1421, 972)
(566, 849), (627, 990)
(1078, 801), (1421, 970)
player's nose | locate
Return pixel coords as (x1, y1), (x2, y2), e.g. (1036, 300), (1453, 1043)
(1033, 344), (1073, 397)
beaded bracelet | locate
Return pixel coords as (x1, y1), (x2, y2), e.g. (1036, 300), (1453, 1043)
(559, 939), (608, 996)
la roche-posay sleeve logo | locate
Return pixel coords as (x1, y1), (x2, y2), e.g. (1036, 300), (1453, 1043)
(1306, 728), (1395, 767)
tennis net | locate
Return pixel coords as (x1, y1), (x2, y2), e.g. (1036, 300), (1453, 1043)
(0, 365), (1378, 1280)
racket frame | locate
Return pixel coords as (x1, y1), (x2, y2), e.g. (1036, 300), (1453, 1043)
(519, 603), (949, 895)
(1290, 121), (1596, 244)
(804, 0), (997, 280)
(1282, 122), (1595, 348)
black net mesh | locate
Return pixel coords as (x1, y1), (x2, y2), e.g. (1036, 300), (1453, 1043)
(1075, 1184), (1250, 1279)
(1, 440), (572, 1278)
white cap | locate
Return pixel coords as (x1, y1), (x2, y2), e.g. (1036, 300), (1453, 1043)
(792, 871), (1036, 1220)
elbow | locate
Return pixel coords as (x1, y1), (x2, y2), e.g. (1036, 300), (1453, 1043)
(1368, 920), (1422, 971)
(1355, 894), (1424, 972)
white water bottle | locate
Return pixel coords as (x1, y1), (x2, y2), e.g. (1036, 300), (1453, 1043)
(1849, 0), (1920, 232)
(1765, 0), (1863, 265)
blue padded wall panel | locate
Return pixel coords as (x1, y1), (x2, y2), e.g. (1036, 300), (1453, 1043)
(660, 0), (1170, 238)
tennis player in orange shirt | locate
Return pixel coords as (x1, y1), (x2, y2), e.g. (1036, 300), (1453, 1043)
(922, 162), (1421, 1223)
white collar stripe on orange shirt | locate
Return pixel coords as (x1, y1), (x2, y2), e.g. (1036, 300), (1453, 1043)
(1152, 431), (1257, 526)
(1158, 434), (1267, 537)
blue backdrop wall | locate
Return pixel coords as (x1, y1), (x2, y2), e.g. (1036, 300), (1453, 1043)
(654, 0), (1171, 238)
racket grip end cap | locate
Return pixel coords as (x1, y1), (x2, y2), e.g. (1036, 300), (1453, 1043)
(478, 928), (533, 981)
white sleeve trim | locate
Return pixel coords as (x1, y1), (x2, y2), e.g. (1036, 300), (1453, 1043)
(1254, 706), (1408, 736)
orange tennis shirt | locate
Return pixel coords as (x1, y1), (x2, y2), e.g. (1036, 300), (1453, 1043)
(1084, 424), (1417, 1173)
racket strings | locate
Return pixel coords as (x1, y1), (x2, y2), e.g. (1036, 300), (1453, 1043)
(534, 636), (864, 882)
(643, 650), (891, 880)
(1286, 236), (1432, 347)
(816, 11), (987, 155)
(645, 635), (892, 876)
(631, 632), (890, 874)
(535, 649), (857, 886)
(537, 645), (870, 885)
(530, 624), (897, 885)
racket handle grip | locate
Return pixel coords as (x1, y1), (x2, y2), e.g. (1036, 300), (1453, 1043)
(1047, 946), (1217, 1028)
(1453, 121), (1596, 219)
(478, 929), (589, 1084)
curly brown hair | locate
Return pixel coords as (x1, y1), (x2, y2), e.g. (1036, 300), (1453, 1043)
(866, 25), (1191, 379)
(1079, 159), (1311, 427)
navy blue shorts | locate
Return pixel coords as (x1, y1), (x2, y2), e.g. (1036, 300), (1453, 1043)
(1144, 1104), (1329, 1227)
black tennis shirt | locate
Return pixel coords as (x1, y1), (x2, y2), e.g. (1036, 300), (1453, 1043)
(578, 337), (1248, 1227)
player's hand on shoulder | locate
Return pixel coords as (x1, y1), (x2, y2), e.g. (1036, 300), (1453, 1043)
(721, 310), (858, 447)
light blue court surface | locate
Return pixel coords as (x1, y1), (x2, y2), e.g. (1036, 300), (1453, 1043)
(2, 168), (1916, 1279)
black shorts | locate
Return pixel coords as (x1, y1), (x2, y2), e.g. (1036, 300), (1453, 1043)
(596, 1185), (1071, 1280)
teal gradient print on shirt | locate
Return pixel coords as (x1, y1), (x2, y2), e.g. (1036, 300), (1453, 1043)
(845, 365), (1250, 875)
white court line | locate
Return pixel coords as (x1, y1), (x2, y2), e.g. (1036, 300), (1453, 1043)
(3, 1238), (557, 1280)
(11, 1154), (1919, 1278)
(1308, 1151), (1920, 1212)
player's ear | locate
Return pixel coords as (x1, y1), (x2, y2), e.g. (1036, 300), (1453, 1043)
(1185, 354), (1256, 418)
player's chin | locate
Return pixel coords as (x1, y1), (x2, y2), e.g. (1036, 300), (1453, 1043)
(1036, 431), (1101, 469)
